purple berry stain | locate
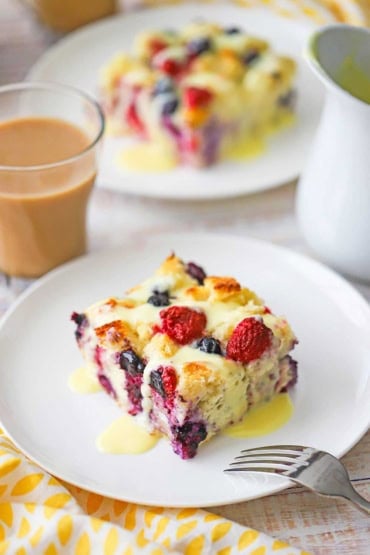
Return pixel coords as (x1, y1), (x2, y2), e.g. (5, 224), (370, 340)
(119, 349), (144, 414)
(94, 346), (104, 370)
(281, 356), (298, 391)
(98, 374), (117, 399)
(171, 421), (208, 459)
(71, 311), (87, 341)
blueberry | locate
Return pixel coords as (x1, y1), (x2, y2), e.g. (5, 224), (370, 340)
(71, 311), (86, 326)
(173, 421), (207, 443)
(161, 97), (179, 116)
(147, 290), (170, 307)
(224, 27), (241, 35)
(152, 77), (175, 96)
(187, 37), (212, 57)
(150, 369), (165, 397)
(171, 421), (207, 458)
(197, 336), (222, 355)
(119, 349), (145, 376)
(242, 49), (260, 66)
(71, 311), (87, 340)
(186, 262), (206, 285)
(278, 89), (296, 109)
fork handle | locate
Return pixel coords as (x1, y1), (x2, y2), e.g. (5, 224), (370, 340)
(345, 484), (370, 515)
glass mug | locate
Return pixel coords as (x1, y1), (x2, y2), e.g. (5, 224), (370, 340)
(0, 82), (105, 278)
(25, 0), (117, 32)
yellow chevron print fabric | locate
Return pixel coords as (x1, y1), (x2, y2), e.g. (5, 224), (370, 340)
(138, 0), (369, 26)
(0, 430), (311, 555)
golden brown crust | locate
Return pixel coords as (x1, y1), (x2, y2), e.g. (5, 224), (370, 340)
(89, 252), (293, 368)
(94, 320), (138, 350)
(206, 276), (241, 292)
(238, 288), (263, 306)
(126, 284), (142, 295)
(184, 286), (210, 301)
(105, 298), (117, 308)
(205, 276), (242, 302)
(156, 253), (184, 276)
(183, 362), (211, 380)
(180, 362), (217, 399)
(154, 254), (198, 290)
(146, 333), (179, 359)
(105, 298), (136, 309)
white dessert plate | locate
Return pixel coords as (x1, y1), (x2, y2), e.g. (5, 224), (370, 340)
(28, 3), (325, 199)
(0, 233), (369, 507)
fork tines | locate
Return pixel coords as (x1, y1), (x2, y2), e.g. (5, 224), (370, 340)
(240, 445), (308, 454)
(224, 445), (313, 474)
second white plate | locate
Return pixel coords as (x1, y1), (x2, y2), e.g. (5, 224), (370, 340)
(0, 233), (369, 507)
(28, 3), (324, 199)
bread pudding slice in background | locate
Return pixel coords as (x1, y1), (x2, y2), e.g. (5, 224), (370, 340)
(100, 21), (297, 168)
(71, 254), (297, 459)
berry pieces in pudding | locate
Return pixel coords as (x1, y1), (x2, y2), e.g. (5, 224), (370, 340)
(119, 349), (145, 415)
(197, 336), (222, 355)
(159, 305), (206, 345)
(71, 253), (298, 459)
(147, 290), (170, 307)
(226, 317), (273, 363)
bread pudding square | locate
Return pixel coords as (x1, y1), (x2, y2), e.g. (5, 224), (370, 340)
(71, 254), (297, 459)
(100, 21), (297, 168)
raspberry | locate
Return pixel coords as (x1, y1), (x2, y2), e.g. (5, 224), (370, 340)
(160, 306), (206, 345)
(150, 365), (177, 409)
(149, 38), (167, 56)
(182, 132), (200, 153)
(125, 103), (145, 136)
(160, 59), (182, 77)
(161, 365), (177, 399)
(226, 318), (273, 363)
(184, 87), (213, 109)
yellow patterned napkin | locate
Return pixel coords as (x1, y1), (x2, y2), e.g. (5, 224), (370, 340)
(0, 430), (311, 555)
(135, 0), (369, 26)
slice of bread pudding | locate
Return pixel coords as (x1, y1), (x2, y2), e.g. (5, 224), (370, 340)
(100, 21), (297, 168)
(71, 254), (297, 459)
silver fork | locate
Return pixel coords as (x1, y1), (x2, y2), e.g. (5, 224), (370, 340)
(225, 445), (370, 514)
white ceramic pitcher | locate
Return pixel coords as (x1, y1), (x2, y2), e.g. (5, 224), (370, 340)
(296, 25), (370, 282)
